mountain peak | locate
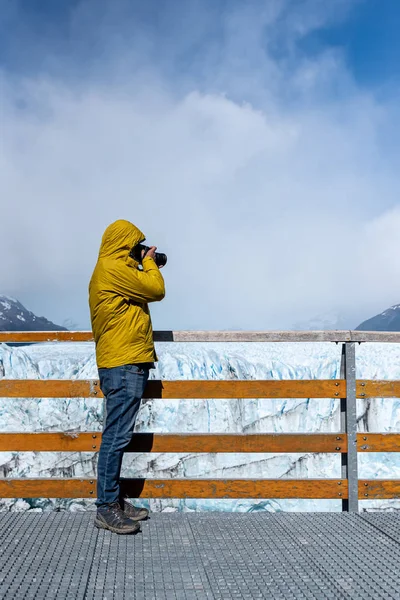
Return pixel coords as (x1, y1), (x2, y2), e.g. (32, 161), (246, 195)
(0, 295), (67, 332)
(292, 310), (354, 331)
(356, 304), (400, 331)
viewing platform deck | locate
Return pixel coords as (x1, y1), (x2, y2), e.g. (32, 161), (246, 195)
(1, 511), (400, 599)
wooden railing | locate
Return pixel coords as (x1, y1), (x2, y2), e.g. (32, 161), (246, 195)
(0, 330), (399, 512)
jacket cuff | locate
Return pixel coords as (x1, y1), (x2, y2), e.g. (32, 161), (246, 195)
(142, 256), (157, 270)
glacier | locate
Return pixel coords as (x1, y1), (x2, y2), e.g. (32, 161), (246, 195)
(0, 340), (399, 513)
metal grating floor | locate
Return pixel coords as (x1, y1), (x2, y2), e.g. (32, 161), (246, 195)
(0, 512), (399, 599)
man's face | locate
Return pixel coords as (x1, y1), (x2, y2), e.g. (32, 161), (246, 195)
(130, 240), (146, 264)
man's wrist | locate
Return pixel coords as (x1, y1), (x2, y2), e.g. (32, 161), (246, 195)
(142, 256), (158, 269)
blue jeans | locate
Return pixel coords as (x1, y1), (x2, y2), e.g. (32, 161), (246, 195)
(95, 364), (150, 507)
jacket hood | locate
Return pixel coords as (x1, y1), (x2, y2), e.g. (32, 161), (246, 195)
(98, 220), (145, 260)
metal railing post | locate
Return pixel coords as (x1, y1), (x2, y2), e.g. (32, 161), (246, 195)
(340, 342), (359, 512)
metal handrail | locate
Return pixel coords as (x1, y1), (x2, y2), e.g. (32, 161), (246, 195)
(1, 330), (400, 343)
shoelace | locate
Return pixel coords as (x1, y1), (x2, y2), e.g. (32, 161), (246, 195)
(108, 502), (125, 523)
(122, 499), (139, 513)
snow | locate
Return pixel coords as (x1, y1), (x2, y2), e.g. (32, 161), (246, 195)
(0, 341), (399, 513)
(16, 315), (26, 322)
(0, 301), (11, 311)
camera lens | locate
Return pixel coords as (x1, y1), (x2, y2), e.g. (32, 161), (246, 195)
(155, 253), (167, 268)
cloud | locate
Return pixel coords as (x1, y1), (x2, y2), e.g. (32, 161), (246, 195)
(0, 0), (399, 329)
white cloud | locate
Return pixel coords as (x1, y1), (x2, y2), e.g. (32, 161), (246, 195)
(0, 0), (399, 329)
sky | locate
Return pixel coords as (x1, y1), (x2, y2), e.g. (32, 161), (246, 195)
(1, 0), (400, 331)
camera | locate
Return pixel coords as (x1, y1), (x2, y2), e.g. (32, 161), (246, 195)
(130, 243), (167, 268)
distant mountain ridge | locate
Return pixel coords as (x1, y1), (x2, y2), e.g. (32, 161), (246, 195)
(0, 296), (67, 332)
(292, 310), (355, 331)
(356, 304), (400, 332)
(1, 294), (399, 334)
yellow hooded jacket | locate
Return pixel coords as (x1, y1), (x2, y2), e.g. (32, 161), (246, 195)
(89, 220), (165, 368)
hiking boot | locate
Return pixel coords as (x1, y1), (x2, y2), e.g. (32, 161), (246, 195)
(119, 497), (149, 521)
(94, 501), (141, 534)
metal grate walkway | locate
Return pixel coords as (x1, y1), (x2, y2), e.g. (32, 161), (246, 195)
(0, 511), (399, 599)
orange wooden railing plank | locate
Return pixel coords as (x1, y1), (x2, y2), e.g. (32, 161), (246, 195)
(0, 478), (94, 498)
(357, 433), (400, 452)
(0, 478), (347, 499)
(0, 432), (347, 453)
(357, 381), (400, 398)
(0, 379), (346, 399)
(359, 480), (400, 499)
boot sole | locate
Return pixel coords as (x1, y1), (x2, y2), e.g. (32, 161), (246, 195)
(94, 517), (140, 535)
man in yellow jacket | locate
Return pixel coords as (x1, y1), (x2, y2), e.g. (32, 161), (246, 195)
(89, 219), (165, 534)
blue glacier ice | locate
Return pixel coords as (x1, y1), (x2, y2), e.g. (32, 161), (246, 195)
(0, 341), (399, 512)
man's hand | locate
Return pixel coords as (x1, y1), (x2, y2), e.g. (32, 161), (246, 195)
(142, 246), (157, 260)
(142, 246), (164, 268)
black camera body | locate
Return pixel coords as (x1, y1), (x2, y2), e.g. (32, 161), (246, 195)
(130, 243), (167, 268)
